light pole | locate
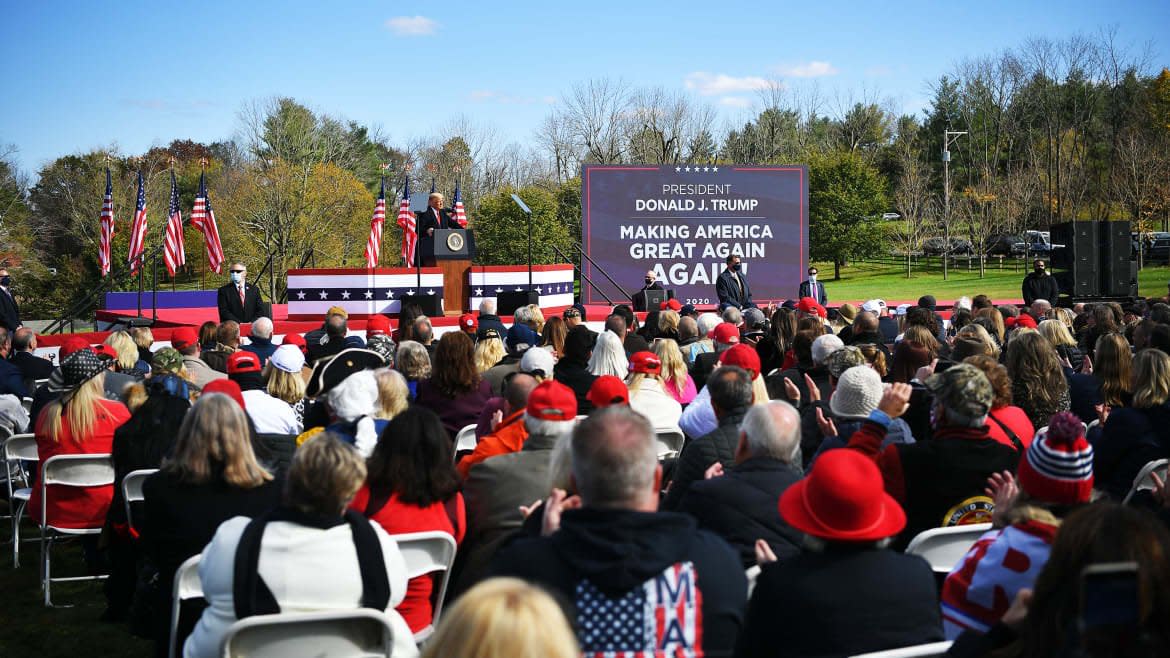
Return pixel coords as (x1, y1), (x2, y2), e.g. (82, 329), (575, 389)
(942, 128), (967, 280)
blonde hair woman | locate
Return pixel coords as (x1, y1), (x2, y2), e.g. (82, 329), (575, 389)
(956, 323), (1000, 358)
(1093, 349), (1170, 499)
(975, 307), (1006, 345)
(373, 368), (409, 420)
(182, 433), (416, 658)
(526, 304), (545, 334)
(1038, 319), (1085, 372)
(105, 330), (145, 374)
(658, 309), (681, 339)
(474, 334), (506, 373)
(422, 578), (578, 658)
(626, 351), (683, 433)
(30, 348), (131, 530)
(265, 344), (308, 425)
(652, 338), (696, 404)
(1093, 333), (1132, 408)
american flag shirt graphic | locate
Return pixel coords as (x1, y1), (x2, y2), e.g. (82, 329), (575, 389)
(576, 562), (704, 658)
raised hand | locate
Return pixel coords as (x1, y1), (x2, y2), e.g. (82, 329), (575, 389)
(878, 382), (912, 418)
(783, 377), (801, 404)
(704, 462), (725, 480)
(815, 407), (838, 438)
(804, 373), (821, 403)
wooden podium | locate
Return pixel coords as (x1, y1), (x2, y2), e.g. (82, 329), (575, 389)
(434, 229), (476, 315)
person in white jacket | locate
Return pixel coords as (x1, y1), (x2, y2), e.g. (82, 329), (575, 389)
(626, 351), (683, 434)
(184, 433), (418, 658)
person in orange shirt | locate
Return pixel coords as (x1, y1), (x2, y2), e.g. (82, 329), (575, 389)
(456, 373), (538, 479)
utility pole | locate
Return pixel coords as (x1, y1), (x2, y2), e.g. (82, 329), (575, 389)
(942, 127), (967, 280)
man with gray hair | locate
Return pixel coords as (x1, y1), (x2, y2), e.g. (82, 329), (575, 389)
(493, 405), (747, 656)
(413, 316), (434, 354)
(476, 298), (507, 340)
(241, 316), (277, 367)
(678, 401), (804, 567)
(722, 305), (743, 328)
(844, 365), (1020, 546)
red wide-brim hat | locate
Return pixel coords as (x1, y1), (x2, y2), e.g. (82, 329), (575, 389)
(778, 449), (906, 542)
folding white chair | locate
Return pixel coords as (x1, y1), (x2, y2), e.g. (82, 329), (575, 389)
(392, 530), (458, 643)
(1122, 458), (1170, 505)
(38, 453), (114, 606)
(219, 608), (396, 658)
(4, 433), (38, 567)
(33, 378), (49, 392)
(850, 640), (954, 657)
(904, 523), (993, 574)
(169, 553), (204, 658)
(121, 468), (158, 534)
(656, 430), (685, 460)
(20, 397), (33, 414)
(452, 424), (478, 463)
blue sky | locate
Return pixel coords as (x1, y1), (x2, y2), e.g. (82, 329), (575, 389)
(2, 0), (1168, 175)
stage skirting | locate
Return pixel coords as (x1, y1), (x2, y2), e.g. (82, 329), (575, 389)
(469, 265), (574, 311)
(286, 265), (574, 319)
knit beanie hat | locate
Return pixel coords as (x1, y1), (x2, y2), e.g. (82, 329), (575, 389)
(830, 366), (884, 419)
(1017, 411), (1094, 505)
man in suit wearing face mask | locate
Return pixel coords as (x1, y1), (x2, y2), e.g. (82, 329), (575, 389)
(797, 266), (827, 305)
(716, 254), (756, 311)
(0, 269), (21, 331)
(216, 262), (269, 323)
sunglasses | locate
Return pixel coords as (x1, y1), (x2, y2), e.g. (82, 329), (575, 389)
(230, 270), (246, 274)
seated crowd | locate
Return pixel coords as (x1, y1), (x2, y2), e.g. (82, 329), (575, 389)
(7, 293), (1170, 657)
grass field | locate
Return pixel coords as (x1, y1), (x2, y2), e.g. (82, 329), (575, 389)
(808, 257), (1170, 304)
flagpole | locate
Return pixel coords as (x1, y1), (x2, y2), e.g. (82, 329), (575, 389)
(200, 158), (207, 290)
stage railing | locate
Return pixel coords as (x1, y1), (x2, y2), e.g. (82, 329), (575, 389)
(552, 244), (616, 306)
(557, 242), (631, 304)
(44, 241), (168, 335)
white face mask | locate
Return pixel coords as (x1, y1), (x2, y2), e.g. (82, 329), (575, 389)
(230, 272), (243, 284)
(809, 274), (817, 283)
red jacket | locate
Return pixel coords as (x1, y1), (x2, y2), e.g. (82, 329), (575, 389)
(350, 486), (466, 634)
(30, 398), (130, 528)
(984, 405), (1033, 452)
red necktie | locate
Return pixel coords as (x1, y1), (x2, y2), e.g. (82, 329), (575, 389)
(239, 285), (245, 306)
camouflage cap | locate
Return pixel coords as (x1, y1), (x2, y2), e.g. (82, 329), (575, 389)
(151, 347), (185, 374)
(924, 363), (993, 419)
(825, 346), (866, 379)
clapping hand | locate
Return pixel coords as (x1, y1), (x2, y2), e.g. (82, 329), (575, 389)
(985, 470), (1019, 527)
(754, 539), (778, 565)
(815, 407), (838, 438)
(878, 383), (913, 418)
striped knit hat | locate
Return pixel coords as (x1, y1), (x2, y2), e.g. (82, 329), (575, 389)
(1017, 411), (1094, 505)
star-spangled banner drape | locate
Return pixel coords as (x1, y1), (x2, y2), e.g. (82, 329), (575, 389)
(364, 176), (386, 268)
(191, 172), (226, 274)
(127, 171), (148, 274)
(452, 180), (467, 228)
(396, 176), (416, 266)
(98, 168), (115, 277)
(163, 170), (186, 276)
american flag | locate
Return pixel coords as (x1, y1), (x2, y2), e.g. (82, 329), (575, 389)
(191, 172), (226, 274)
(127, 171), (148, 274)
(452, 180), (468, 228)
(364, 176), (386, 268)
(163, 170), (186, 276)
(396, 176), (417, 266)
(575, 562), (704, 657)
(98, 168), (115, 276)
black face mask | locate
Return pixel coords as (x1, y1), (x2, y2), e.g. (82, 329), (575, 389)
(1035, 267), (1045, 274)
(645, 278), (653, 285)
(732, 263), (741, 272)
(0, 276), (10, 287)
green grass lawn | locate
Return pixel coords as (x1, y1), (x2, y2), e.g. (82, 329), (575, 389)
(808, 257), (1170, 304)
(0, 520), (152, 657)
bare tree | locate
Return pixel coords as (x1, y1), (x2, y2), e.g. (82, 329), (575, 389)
(561, 78), (632, 164)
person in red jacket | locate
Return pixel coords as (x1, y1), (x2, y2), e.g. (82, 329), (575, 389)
(30, 348), (131, 574)
(456, 374), (537, 480)
(351, 406), (466, 636)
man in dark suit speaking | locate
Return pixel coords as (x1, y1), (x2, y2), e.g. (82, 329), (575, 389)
(797, 266), (827, 305)
(716, 254), (756, 310)
(216, 261), (268, 323)
(416, 192), (461, 266)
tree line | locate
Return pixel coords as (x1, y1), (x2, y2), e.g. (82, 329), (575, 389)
(1, 32), (1167, 320)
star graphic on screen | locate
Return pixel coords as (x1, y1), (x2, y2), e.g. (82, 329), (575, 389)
(704, 166), (710, 172)
(364, 290), (373, 299)
(675, 166), (681, 172)
(684, 166), (691, 172)
(296, 290), (306, 300)
(474, 288), (483, 296)
(713, 166), (719, 172)
(318, 290), (328, 300)
(340, 290), (351, 300)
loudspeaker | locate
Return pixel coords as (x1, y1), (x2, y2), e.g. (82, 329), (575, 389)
(398, 293), (442, 317)
(497, 290), (540, 315)
(1050, 221), (1099, 297)
(633, 289), (667, 312)
(1099, 221), (1136, 297)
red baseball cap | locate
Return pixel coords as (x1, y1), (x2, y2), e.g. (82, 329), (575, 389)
(459, 313), (478, 332)
(797, 296), (826, 318)
(779, 448), (905, 542)
(660, 298), (682, 312)
(59, 336), (91, 359)
(226, 351), (262, 374)
(526, 380), (578, 420)
(587, 375), (629, 408)
(171, 327), (199, 350)
(281, 332), (308, 355)
(92, 343), (119, 360)
(719, 343), (761, 378)
(709, 322), (741, 345)
(203, 379), (246, 410)
(629, 351), (663, 375)
(366, 315), (392, 336)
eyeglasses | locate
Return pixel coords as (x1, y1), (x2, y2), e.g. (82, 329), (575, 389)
(230, 270), (246, 274)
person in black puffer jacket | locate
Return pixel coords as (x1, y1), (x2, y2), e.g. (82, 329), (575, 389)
(661, 365), (752, 510)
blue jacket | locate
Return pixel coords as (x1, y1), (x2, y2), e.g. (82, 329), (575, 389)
(716, 268), (754, 309)
(1090, 403), (1170, 500)
(810, 416), (915, 469)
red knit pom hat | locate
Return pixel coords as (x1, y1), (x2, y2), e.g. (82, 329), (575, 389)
(1017, 411), (1094, 505)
